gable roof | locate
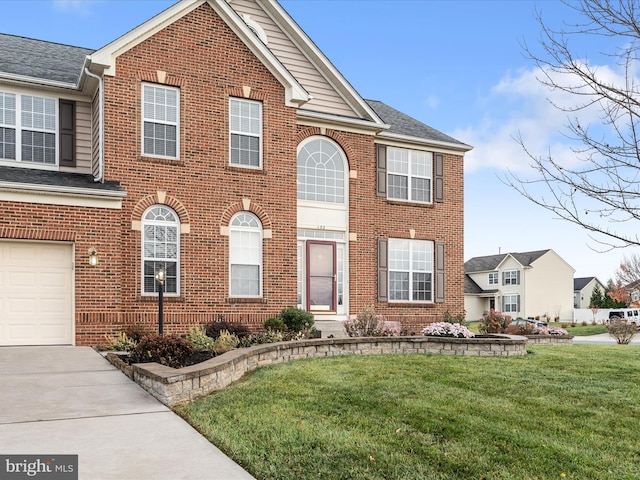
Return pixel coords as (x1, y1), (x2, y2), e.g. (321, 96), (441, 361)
(367, 99), (471, 151)
(89, 0), (310, 107)
(465, 249), (551, 273)
(574, 276), (597, 291)
(0, 33), (93, 87)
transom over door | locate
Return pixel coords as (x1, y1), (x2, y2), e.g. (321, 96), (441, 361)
(306, 241), (336, 313)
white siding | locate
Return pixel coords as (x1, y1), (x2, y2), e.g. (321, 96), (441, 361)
(524, 251), (574, 321)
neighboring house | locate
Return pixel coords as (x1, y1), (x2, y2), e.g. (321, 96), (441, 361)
(0, 0), (471, 346)
(464, 249), (575, 322)
(573, 276), (606, 309)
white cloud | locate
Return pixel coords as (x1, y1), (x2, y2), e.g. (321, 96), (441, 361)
(52, 0), (99, 15)
(457, 63), (632, 176)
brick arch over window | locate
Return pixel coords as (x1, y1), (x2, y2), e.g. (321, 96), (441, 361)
(220, 199), (272, 232)
(131, 192), (190, 228)
(296, 127), (354, 166)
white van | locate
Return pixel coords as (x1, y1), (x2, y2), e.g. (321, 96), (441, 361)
(608, 309), (640, 326)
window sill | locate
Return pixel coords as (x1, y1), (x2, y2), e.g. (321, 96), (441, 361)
(227, 297), (267, 304)
(385, 199), (435, 208)
(140, 156), (185, 166)
(225, 165), (266, 174)
(387, 302), (436, 308)
(137, 295), (185, 303)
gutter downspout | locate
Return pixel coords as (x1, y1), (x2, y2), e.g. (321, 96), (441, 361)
(84, 68), (104, 183)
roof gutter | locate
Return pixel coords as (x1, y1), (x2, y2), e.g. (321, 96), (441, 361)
(0, 181), (126, 198)
(0, 72), (78, 90)
(377, 131), (473, 153)
(84, 67), (104, 183)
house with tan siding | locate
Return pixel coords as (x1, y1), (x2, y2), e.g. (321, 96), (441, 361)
(465, 249), (575, 322)
(0, 0), (471, 346)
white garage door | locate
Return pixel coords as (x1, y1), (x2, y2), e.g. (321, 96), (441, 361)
(0, 241), (73, 346)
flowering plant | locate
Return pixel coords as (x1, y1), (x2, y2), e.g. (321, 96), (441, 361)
(343, 307), (401, 337)
(421, 322), (475, 338)
(539, 326), (568, 336)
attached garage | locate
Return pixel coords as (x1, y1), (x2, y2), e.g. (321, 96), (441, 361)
(0, 241), (74, 346)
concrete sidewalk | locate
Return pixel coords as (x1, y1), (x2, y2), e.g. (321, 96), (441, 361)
(572, 333), (640, 344)
(0, 346), (255, 480)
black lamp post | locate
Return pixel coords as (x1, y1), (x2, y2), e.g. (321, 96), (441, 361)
(155, 265), (165, 335)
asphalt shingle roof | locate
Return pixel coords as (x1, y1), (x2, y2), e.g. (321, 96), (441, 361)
(365, 99), (467, 146)
(0, 33), (93, 85)
(0, 165), (123, 193)
(574, 277), (596, 291)
(465, 249), (551, 273)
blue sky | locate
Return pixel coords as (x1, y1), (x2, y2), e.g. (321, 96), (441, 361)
(1, 0), (632, 283)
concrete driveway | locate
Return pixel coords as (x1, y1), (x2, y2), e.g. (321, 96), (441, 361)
(0, 346), (255, 480)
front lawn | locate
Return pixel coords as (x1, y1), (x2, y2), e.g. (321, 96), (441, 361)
(175, 345), (640, 480)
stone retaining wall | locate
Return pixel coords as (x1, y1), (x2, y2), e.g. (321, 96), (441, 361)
(107, 335), (527, 407)
(524, 335), (573, 345)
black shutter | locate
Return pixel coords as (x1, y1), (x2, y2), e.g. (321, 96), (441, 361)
(516, 270), (521, 285)
(435, 242), (445, 302)
(376, 144), (387, 197)
(502, 271), (506, 285)
(434, 153), (444, 202)
(59, 99), (76, 167)
(517, 295), (521, 312)
(378, 238), (388, 301)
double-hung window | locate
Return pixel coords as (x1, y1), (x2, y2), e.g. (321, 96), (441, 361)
(503, 270), (520, 285)
(388, 238), (434, 302)
(142, 83), (179, 159)
(229, 212), (263, 297)
(229, 98), (262, 168)
(142, 206), (179, 295)
(503, 294), (519, 313)
(0, 91), (57, 164)
(387, 147), (432, 203)
(488, 272), (498, 285)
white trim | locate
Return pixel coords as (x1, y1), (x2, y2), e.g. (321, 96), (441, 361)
(90, 0), (309, 107)
(388, 238), (435, 303)
(141, 83), (180, 160)
(376, 132), (473, 153)
(141, 205), (181, 296)
(297, 109), (387, 135)
(229, 211), (263, 298)
(229, 97), (262, 169)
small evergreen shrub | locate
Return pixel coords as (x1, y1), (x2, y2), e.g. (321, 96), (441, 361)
(205, 321), (251, 340)
(185, 325), (216, 351)
(279, 307), (314, 333)
(105, 332), (137, 352)
(478, 310), (512, 334)
(129, 334), (194, 368)
(264, 317), (286, 331)
(607, 319), (637, 344)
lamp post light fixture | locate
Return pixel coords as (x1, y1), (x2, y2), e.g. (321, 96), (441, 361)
(155, 265), (165, 335)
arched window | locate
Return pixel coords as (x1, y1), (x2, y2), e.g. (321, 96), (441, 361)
(229, 212), (263, 297)
(297, 138), (346, 204)
(142, 206), (179, 294)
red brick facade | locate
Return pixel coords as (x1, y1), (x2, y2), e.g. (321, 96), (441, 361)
(0, 3), (465, 345)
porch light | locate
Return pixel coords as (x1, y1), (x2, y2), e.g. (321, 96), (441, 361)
(88, 248), (98, 266)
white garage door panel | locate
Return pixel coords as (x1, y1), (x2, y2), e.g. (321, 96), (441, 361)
(0, 241), (73, 346)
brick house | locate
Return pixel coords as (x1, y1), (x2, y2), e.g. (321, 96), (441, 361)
(0, 0), (471, 346)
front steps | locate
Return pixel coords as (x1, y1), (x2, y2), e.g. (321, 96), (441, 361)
(314, 320), (348, 339)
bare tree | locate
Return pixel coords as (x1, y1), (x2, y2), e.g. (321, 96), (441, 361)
(506, 0), (640, 248)
(615, 252), (640, 285)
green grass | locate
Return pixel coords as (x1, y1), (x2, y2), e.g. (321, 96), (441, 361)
(175, 345), (640, 480)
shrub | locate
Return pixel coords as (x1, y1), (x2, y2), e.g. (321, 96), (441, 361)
(237, 330), (307, 348)
(205, 321), (251, 340)
(443, 311), (466, 325)
(279, 307), (314, 333)
(422, 322), (474, 338)
(264, 317), (286, 331)
(105, 332), (137, 352)
(213, 330), (240, 354)
(185, 325), (216, 351)
(122, 323), (151, 342)
(129, 334), (194, 368)
(478, 310), (512, 334)
(505, 323), (538, 335)
(581, 321), (588, 326)
(607, 319), (637, 345)
(343, 306), (400, 337)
